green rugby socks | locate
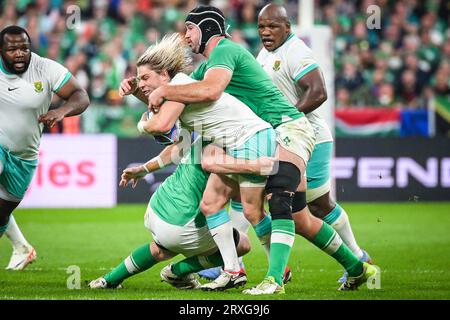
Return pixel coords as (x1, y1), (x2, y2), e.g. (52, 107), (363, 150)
(266, 219), (295, 285)
(104, 243), (157, 286)
(172, 252), (223, 277)
(311, 222), (363, 277)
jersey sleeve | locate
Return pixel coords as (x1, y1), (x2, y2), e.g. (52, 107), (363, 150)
(287, 40), (319, 82)
(42, 57), (72, 93)
(205, 43), (239, 73)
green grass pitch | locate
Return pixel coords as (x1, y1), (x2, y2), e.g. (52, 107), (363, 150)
(1, 202), (450, 300)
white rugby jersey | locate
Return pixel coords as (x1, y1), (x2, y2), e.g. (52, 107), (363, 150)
(257, 33), (333, 144)
(170, 72), (271, 149)
(0, 52), (71, 160)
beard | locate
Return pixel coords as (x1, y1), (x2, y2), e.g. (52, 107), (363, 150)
(1, 52), (31, 75)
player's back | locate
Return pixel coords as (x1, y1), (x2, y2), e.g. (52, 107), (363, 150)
(171, 72), (270, 149)
(149, 137), (209, 228)
(191, 38), (303, 128)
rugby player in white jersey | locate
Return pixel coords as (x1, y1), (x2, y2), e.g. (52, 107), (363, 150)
(256, 4), (373, 283)
(0, 26), (90, 270)
(117, 33), (278, 291)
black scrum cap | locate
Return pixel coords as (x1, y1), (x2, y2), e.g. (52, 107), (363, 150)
(185, 6), (230, 53)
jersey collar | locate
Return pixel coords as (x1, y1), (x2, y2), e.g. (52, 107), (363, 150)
(273, 32), (295, 53)
(0, 54), (33, 78)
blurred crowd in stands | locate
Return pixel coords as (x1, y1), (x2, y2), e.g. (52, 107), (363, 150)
(0, 0), (449, 134)
(322, 0), (449, 109)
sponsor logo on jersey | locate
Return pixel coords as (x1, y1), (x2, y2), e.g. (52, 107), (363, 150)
(34, 81), (43, 93)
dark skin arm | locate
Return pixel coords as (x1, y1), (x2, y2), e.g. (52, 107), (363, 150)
(295, 68), (328, 114)
(38, 76), (90, 128)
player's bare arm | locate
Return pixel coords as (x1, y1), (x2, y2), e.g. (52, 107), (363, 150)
(201, 144), (278, 176)
(38, 77), (90, 128)
(119, 143), (179, 188)
(295, 68), (327, 114)
(148, 68), (232, 112)
(140, 101), (185, 135)
(119, 77), (148, 104)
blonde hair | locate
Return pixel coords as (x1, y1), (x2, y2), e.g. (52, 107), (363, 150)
(137, 33), (192, 78)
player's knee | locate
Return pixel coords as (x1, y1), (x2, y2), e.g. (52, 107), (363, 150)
(292, 191), (307, 213)
(267, 192), (294, 220)
(201, 192), (229, 215)
(308, 202), (325, 219)
(200, 199), (218, 216)
(241, 205), (262, 225)
(265, 161), (301, 220)
(150, 242), (169, 262)
(200, 200), (225, 216)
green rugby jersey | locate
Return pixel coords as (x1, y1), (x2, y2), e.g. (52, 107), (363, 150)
(149, 136), (209, 227)
(191, 38), (304, 128)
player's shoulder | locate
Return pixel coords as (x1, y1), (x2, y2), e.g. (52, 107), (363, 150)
(218, 38), (238, 48)
(215, 38), (245, 54)
(256, 47), (269, 62)
(171, 72), (196, 85)
(29, 52), (45, 70)
(285, 35), (313, 56)
(29, 53), (62, 73)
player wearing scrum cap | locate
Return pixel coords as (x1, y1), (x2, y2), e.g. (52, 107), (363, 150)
(147, 6), (377, 294)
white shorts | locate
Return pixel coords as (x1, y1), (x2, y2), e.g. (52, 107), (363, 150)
(226, 128), (276, 188)
(275, 117), (316, 166)
(144, 204), (218, 257)
(306, 179), (331, 203)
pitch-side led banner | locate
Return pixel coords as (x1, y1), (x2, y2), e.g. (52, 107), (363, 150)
(333, 138), (450, 201)
(116, 137), (175, 204)
(20, 134), (117, 208)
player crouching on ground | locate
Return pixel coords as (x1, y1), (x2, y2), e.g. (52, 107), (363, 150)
(89, 134), (251, 290)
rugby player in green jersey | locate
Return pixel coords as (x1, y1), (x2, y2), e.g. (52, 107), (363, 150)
(146, 6), (377, 294)
(89, 137), (252, 290)
(133, 34), (279, 290)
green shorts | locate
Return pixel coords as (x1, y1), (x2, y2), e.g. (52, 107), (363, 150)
(226, 128), (277, 187)
(0, 145), (38, 200)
